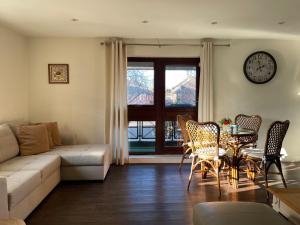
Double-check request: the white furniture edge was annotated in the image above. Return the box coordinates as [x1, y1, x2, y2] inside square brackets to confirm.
[10, 170, 60, 219]
[273, 196, 300, 225]
[0, 145, 111, 220]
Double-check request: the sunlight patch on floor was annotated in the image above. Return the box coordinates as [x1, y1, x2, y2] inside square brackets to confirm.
[192, 174, 300, 193]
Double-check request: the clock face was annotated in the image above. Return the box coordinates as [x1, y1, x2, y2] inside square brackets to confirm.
[243, 51, 277, 84]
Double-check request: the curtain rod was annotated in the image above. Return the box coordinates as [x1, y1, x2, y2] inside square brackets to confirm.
[100, 42, 230, 47]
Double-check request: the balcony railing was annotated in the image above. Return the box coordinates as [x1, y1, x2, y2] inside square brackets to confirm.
[128, 121, 183, 152]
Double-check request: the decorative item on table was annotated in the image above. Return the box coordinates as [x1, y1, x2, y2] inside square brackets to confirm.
[48, 64, 69, 84]
[219, 118, 232, 131]
[230, 124, 239, 134]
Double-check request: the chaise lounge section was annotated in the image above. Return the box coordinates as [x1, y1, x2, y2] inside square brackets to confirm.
[42, 144, 111, 181]
[0, 124, 111, 220]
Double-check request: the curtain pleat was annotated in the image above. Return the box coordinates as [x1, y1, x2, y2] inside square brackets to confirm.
[108, 40, 128, 165]
[198, 41, 214, 122]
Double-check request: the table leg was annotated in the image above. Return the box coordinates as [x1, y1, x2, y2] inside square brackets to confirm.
[201, 162, 208, 179]
[231, 145, 239, 189]
[246, 161, 256, 181]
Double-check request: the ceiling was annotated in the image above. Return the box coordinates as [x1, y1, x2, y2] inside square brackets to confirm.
[1, 0, 300, 39]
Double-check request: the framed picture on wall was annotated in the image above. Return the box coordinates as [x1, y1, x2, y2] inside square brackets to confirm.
[48, 64, 69, 84]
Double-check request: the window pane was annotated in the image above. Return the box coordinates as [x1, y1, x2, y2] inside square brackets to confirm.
[165, 66, 197, 107]
[164, 120, 183, 147]
[128, 121, 156, 153]
[127, 62, 154, 105]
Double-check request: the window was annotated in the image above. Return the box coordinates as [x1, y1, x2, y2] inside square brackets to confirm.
[127, 62, 154, 105]
[165, 66, 197, 107]
[164, 121, 182, 147]
[127, 58, 200, 154]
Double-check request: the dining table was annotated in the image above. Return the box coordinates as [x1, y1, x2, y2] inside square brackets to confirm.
[220, 127, 256, 189]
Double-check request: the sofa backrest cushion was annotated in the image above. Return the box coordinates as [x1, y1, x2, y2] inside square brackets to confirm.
[16, 124, 50, 156]
[0, 124, 20, 163]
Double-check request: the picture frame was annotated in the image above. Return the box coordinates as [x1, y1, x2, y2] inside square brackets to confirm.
[48, 64, 69, 84]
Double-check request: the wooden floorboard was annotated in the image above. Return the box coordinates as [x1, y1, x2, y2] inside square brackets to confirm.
[25, 163, 300, 225]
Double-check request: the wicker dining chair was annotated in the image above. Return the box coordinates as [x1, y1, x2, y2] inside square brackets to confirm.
[186, 120, 228, 196]
[177, 114, 193, 170]
[235, 114, 262, 147]
[243, 120, 290, 196]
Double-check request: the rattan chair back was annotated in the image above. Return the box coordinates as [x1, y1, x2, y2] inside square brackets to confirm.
[264, 120, 290, 158]
[186, 120, 220, 157]
[235, 114, 262, 133]
[177, 114, 193, 145]
[235, 114, 262, 143]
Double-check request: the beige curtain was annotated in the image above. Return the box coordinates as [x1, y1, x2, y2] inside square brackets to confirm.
[198, 41, 214, 122]
[108, 40, 128, 165]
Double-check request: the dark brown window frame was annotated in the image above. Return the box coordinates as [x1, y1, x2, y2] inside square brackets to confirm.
[128, 57, 200, 155]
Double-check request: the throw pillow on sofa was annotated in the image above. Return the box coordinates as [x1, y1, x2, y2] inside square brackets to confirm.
[16, 124, 50, 156]
[31, 122, 62, 148]
[44, 122, 62, 146]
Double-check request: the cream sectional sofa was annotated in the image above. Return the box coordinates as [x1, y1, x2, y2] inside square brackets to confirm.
[0, 124, 111, 220]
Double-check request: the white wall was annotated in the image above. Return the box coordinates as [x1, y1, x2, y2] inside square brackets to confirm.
[28, 38, 202, 146]
[126, 39, 203, 57]
[1, 20, 298, 161]
[3, 34, 297, 161]
[28, 38, 107, 144]
[214, 39, 300, 161]
[0, 24, 29, 123]
[128, 39, 300, 161]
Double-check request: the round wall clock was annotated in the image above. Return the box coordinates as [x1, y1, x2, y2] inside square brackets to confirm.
[243, 51, 277, 84]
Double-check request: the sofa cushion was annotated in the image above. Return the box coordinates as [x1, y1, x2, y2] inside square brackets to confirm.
[0, 124, 19, 163]
[0, 155, 60, 182]
[43, 144, 111, 166]
[16, 124, 50, 156]
[23, 155, 61, 181]
[0, 170, 41, 210]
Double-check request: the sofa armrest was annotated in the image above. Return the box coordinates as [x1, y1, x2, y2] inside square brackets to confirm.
[0, 177, 9, 218]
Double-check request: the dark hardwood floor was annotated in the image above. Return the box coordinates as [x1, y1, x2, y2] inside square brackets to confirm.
[25, 163, 300, 225]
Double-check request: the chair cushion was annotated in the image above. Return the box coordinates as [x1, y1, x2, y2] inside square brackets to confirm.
[242, 148, 264, 159]
[193, 202, 291, 225]
[0, 124, 19, 163]
[196, 148, 226, 160]
[42, 144, 111, 166]
[242, 148, 288, 160]
[0, 170, 41, 210]
[0, 155, 60, 182]
[247, 152, 264, 159]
